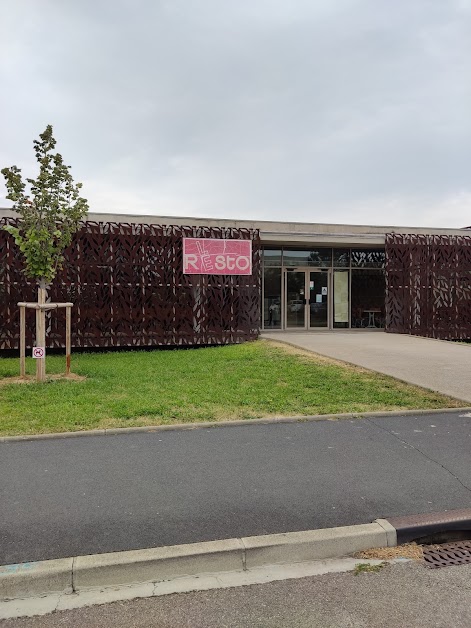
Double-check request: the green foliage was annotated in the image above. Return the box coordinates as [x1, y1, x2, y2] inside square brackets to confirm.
[1, 125, 89, 285]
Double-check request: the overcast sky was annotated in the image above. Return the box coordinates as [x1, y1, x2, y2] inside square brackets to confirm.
[1, 0, 470, 227]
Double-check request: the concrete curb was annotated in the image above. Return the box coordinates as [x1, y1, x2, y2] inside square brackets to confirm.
[386, 508, 471, 544]
[0, 520, 396, 601]
[74, 539, 245, 589]
[241, 523, 393, 569]
[0, 559, 73, 601]
[1, 407, 470, 443]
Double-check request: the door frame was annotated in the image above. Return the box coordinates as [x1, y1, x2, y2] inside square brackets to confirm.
[283, 268, 332, 330]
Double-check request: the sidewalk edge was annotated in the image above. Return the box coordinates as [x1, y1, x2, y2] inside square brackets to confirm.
[0, 521, 391, 601]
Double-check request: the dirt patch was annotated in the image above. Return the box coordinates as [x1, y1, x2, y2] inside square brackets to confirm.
[0, 373, 86, 386]
[354, 543, 424, 561]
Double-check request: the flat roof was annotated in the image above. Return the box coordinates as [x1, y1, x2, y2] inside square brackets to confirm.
[1, 208, 469, 247]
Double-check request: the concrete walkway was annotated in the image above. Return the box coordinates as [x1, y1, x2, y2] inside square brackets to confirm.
[5, 562, 471, 627]
[262, 331, 471, 403]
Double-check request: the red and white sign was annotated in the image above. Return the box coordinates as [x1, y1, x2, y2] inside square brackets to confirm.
[32, 347, 45, 359]
[183, 238, 252, 275]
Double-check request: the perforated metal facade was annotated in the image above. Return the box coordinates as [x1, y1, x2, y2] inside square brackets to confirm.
[2, 216, 470, 348]
[385, 233, 471, 340]
[0, 219, 261, 350]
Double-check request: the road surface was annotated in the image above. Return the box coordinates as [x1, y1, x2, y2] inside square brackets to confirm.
[1, 411, 471, 565]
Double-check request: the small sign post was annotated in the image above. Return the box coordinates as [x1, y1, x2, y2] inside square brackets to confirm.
[32, 347, 45, 359]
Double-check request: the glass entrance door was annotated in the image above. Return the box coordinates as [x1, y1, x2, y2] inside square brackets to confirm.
[308, 271, 329, 328]
[286, 271, 306, 328]
[285, 269, 330, 329]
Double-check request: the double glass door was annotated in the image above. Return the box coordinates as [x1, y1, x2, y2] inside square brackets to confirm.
[286, 270, 330, 329]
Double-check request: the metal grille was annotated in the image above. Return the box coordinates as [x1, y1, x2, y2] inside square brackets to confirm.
[0, 218, 261, 350]
[423, 541, 471, 569]
[385, 233, 471, 340]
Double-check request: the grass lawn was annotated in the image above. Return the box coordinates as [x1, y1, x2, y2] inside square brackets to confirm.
[0, 339, 462, 436]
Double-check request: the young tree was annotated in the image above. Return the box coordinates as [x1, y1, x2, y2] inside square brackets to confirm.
[2, 125, 89, 380]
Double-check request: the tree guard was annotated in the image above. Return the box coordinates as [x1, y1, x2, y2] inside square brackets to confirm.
[18, 301, 73, 381]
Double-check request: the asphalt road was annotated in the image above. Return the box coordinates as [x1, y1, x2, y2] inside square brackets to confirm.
[4, 562, 471, 627]
[2, 411, 471, 565]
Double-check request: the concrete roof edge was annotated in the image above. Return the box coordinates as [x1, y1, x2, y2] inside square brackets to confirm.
[0, 207, 469, 236]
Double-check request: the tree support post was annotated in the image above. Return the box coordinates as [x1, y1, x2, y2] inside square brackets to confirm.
[17, 300, 74, 381]
[36, 284, 47, 382]
[19, 305, 26, 378]
[66, 304, 71, 376]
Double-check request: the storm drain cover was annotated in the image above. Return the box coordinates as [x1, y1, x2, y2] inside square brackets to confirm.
[423, 541, 471, 569]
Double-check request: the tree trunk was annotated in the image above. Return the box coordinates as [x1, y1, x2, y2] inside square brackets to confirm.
[36, 279, 47, 382]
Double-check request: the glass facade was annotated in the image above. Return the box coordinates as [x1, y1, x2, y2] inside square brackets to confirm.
[333, 248, 350, 268]
[263, 249, 283, 267]
[351, 269, 385, 328]
[333, 270, 349, 328]
[263, 268, 282, 329]
[286, 271, 306, 328]
[262, 246, 385, 330]
[263, 247, 385, 269]
[309, 270, 329, 327]
[283, 248, 332, 268]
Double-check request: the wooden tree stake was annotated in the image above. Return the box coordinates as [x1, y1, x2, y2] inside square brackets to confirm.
[36, 285, 46, 382]
[19, 305, 26, 378]
[66, 305, 71, 376]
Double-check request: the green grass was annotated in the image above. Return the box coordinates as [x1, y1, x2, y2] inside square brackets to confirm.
[0, 339, 462, 436]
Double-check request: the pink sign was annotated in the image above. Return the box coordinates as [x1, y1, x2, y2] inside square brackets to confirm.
[183, 238, 252, 275]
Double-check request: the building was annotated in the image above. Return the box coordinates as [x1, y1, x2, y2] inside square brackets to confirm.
[1, 209, 471, 350]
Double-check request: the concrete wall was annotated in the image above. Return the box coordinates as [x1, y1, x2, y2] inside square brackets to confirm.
[1, 208, 469, 247]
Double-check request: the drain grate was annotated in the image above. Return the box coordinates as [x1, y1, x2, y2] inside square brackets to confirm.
[423, 541, 471, 569]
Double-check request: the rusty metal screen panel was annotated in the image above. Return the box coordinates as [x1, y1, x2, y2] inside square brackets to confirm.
[0, 218, 261, 350]
[385, 233, 471, 340]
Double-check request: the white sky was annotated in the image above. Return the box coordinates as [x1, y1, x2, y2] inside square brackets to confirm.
[1, 0, 470, 227]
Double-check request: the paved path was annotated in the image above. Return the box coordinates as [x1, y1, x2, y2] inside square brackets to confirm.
[4, 562, 471, 627]
[262, 331, 471, 402]
[2, 411, 471, 565]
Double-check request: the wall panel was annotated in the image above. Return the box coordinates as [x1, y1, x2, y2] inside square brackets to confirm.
[0, 219, 261, 350]
[385, 233, 471, 340]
